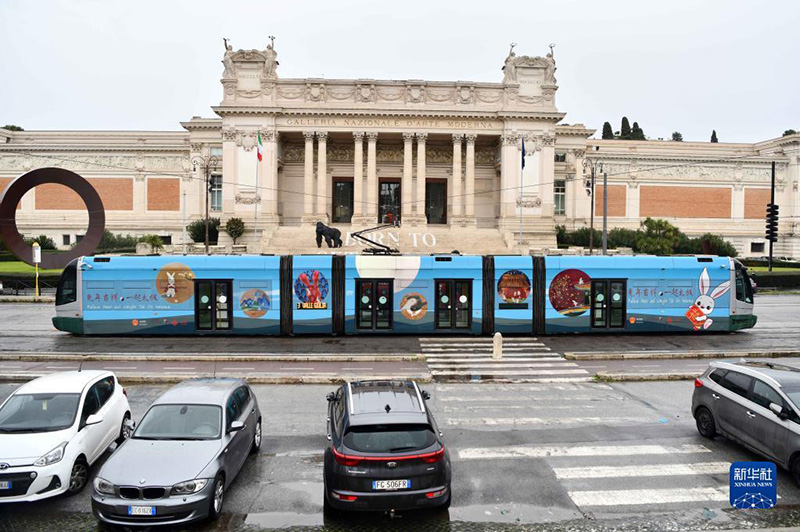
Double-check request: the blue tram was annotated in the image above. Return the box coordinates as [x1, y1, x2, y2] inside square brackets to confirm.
[53, 254, 757, 335]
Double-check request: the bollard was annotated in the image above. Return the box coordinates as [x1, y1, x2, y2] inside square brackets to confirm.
[493, 332, 503, 359]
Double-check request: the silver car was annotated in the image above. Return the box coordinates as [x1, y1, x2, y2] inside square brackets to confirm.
[91, 378, 261, 526]
[692, 361, 800, 483]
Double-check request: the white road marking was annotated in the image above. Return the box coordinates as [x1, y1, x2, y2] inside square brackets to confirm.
[580, 365, 608, 368]
[428, 363, 580, 370]
[421, 347, 550, 352]
[426, 357, 563, 363]
[458, 444, 711, 460]
[568, 487, 728, 507]
[163, 366, 195, 370]
[420, 343, 546, 348]
[419, 337, 539, 342]
[341, 367, 374, 370]
[101, 366, 137, 370]
[635, 364, 663, 368]
[438, 394, 619, 402]
[0, 365, 22, 369]
[222, 367, 256, 370]
[280, 366, 314, 370]
[553, 462, 730, 479]
[431, 369, 589, 376]
[447, 416, 652, 426]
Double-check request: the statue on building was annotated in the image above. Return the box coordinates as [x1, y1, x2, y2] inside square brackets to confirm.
[222, 38, 235, 79]
[316, 221, 343, 248]
[263, 35, 279, 79]
[544, 43, 557, 84]
[502, 42, 518, 84]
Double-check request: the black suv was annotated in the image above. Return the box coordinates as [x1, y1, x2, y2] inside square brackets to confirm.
[323, 380, 451, 512]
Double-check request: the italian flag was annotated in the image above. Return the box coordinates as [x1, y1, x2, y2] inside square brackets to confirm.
[257, 132, 263, 162]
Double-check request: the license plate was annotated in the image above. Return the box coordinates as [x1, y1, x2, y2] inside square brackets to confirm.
[0, 481, 10, 490]
[372, 479, 410, 491]
[127, 506, 155, 516]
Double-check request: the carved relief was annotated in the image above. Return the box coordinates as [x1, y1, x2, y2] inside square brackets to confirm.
[236, 89, 264, 99]
[277, 86, 305, 100]
[235, 194, 262, 205]
[327, 87, 355, 101]
[306, 83, 326, 102]
[376, 87, 405, 101]
[452, 134, 464, 145]
[405, 85, 426, 104]
[366, 132, 379, 142]
[190, 143, 204, 153]
[356, 84, 375, 103]
[465, 134, 477, 145]
[475, 89, 502, 103]
[457, 86, 474, 105]
[501, 134, 519, 147]
[316, 131, 328, 142]
[222, 129, 238, 142]
[353, 131, 365, 142]
[427, 88, 454, 103]
[415, 132, 428, 143]
[475, 147, 495, 165]
[517, 94, 543, 105]
[516, 196, 542, 208]
[236, 132, 258, 151]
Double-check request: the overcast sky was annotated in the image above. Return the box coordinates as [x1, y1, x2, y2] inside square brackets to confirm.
[1, 0, 798, 142]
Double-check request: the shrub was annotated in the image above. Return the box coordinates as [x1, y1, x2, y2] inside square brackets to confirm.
[97, 230, 139, 252]
[607, 228, 639, 249]
[24, 235, 57, 250]
[187, 218, 220, 244]
[139, 234, 164, 253]
[225, 217, 245, 244]
[699, 233, 738, 257]
[635, 218, 683, 255]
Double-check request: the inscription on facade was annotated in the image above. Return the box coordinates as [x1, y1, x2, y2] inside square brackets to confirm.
[281, 117, 501, 131]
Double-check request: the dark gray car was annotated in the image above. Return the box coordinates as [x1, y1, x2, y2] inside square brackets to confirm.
[692, 361, 800, 483]
[91, 378, 261, 526]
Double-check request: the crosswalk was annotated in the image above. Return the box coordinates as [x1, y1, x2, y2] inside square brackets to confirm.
[420, 336, 591, 383]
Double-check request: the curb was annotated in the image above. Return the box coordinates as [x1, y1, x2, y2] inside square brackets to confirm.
[0, 296, 54, 303]
[0, 372, 433, 385]
[565, 350, 800, 361]
[595, 371, 700, 382]
[0, 352, 425, 363]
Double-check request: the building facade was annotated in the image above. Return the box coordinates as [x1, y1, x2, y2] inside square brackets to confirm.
[1, 42, 798, 257]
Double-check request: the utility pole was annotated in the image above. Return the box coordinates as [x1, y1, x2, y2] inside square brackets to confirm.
[766, 161, 778, 272]
[191, 154, 220, 255]
[602, 170, 608, 255]
[582, 149, 602, 255]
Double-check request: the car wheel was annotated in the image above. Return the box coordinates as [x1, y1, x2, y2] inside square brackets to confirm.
[323, 490, 338, 517]
[116, 413, 132, 445]
[66, 458, 89, 495]
[441, 492, 451, 509]
[250, 418, 262, 455]
[695, 407, 717, 439]
[208, 474, 224, 520]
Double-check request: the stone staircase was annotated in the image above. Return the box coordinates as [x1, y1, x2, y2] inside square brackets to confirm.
[258, 223, 556, 255]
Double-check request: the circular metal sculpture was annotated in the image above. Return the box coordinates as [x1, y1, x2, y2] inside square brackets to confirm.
[0, 167, 105, 269]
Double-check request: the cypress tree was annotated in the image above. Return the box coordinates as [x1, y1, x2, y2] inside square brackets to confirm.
[620, 117, 632, 140]
[710, 130, 718, 143]
[601, 122, 614, 139]
[631, 121, 645, 140]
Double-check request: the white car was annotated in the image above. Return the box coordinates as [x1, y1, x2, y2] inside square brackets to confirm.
[0, 370, 131, 502]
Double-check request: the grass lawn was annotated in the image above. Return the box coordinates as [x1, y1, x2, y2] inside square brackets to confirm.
[748, 266, 800, 272]
[0, 261, 63, 275]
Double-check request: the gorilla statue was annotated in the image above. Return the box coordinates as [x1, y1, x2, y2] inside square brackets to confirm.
[316, 221, 343, 248]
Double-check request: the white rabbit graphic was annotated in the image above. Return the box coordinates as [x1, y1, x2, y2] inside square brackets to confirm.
[164, 272, 177, 299]
[687, 267, 731, 330]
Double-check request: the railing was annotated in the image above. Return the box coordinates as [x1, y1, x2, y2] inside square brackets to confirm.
[0, 279, 58, 296]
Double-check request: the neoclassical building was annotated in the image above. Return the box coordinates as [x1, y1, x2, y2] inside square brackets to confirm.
[1, 42, 798, 257]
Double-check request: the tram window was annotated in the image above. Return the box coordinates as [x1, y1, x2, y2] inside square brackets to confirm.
[591, 281, 607, 328]
[609, 281, 626, 328]
[591, 279, 627, 329]
[735, 269, 753, 304]
[56, 261, 78, 306]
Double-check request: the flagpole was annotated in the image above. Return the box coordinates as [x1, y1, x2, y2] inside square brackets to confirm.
[254, 147, 259, 249]
[519, 137, 524, 250]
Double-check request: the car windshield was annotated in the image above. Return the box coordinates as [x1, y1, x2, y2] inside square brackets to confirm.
[0, 393, 80, 433]
[133, 404, 222, 440]
[343, 423, 436, 453]
[780, 384, 800, 411]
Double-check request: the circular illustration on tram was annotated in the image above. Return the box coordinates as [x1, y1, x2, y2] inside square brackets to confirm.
[294, 270, 330, 309]
[155, 263, 195, 304]
[497, 270, 532, 304]
[549, 269, 591, 317]
[400, 292, 428, 321]
[240, 288, 271, 318]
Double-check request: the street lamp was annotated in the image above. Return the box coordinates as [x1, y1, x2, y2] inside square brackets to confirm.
[582, 150, 605, 255]
[191, 154, 220, 255]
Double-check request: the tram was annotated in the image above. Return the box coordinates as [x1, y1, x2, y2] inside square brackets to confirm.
[53, 254, 756, 336]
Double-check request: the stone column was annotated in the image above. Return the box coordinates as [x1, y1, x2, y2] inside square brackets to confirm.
[352, 132, 364, 219]
[464, 134, 477, 221]
[416, 133, 428, 223]
[316, 131, 328, 222]
[539, 136, 556, 218]
[500, 134, 520, 222]
[302, 131, 315, 222]
[270, 132, 280, 219]
[366, 132, 378, 220]
[451, 134, 463, 221]
[732, 185, 745, 221]
[402, 133, 415, 223]
[258, 129, 280, 225]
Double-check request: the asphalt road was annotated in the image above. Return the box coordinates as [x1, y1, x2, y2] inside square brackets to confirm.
[3, 382, 800, 531]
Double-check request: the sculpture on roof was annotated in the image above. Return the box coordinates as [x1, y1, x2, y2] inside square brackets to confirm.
[222, 38, 235, 79]
[263, 35, 279, 79]
[544, 43, 557, 84]
[502, 42, 518, 84]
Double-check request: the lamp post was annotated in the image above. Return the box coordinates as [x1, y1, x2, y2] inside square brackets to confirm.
[582, 151, 603, 255]
[191, 154, 220, 255]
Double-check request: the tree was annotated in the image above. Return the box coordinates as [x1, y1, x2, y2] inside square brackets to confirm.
[140, 234, 164, 253]
[710, 130, 718, 143]
[784, 129, 797, 137]
[699, 233, 737, 257]
[601, 122, 614, 140]
[671, 131, 683, 142]
[631, 122, 646, 140]
[187, 218, 220, 244]
[635, 218, 683, 255]
[97, 229, 139, 252]
[24, 234, 57, 250]
[607, 228, 639, 249]
[2, 125, 24, 131]
[620, 117, 632, 140]
[225, 217, 245, 244]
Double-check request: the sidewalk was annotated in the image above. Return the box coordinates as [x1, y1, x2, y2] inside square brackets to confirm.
[0, 294, 54, 303]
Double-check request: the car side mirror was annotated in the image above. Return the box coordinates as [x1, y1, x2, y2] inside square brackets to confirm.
[326, 392, 336, 402]
[769, 403, 788, 419]
[422, 390, 431, 400]
[229, 420, 246, 433]
[85, 413, 103, 427]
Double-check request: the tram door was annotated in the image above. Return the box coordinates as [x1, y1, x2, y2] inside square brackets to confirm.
[356, 279, 393, 330]
[195, 280, 233, 331]
[435, 279, 472, 330]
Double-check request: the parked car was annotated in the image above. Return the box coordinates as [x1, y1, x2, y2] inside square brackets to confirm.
[323, 380, 451, 513]
[693, 361, 800, 483]
[91, 378, 260, 526]
[0, 370, 131, 502]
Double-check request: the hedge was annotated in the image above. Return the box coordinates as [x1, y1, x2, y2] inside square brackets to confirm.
[750, 271, 800, 289]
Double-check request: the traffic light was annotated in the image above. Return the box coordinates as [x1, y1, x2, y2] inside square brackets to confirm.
[765, 203, 779, 242]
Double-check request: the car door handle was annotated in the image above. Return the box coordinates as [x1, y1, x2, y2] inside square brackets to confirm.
[251, 408, 256, 414]
[224, 448, 229, 454]
[711, 393, 720, 400]
[326, 434, 332, 441]
[746, 411, 757, 418]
